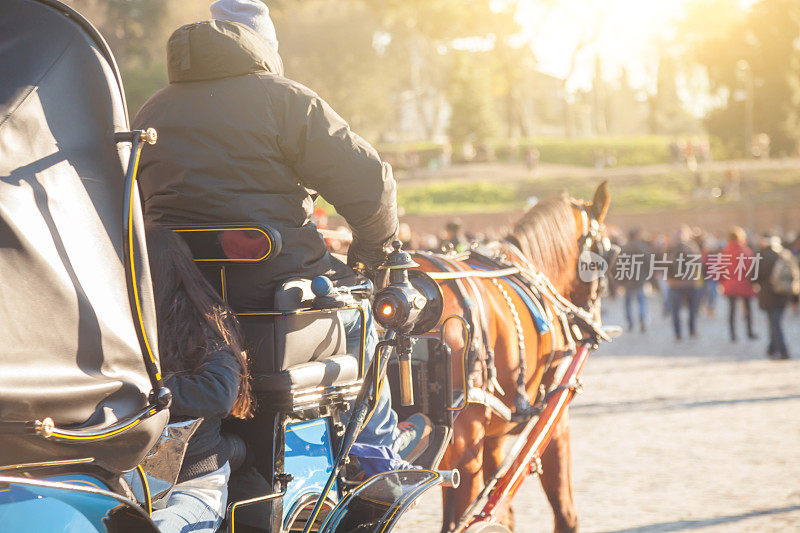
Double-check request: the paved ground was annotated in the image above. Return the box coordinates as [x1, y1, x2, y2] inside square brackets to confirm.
[396, 293, 800, 532]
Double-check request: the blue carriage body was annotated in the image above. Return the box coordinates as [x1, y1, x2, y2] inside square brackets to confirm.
[283, 419, 339, 521]
[0, 475, 155, 532]
[0, 420, 338, 532]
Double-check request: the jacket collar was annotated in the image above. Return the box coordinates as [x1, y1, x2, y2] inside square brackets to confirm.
[167, 19, 283, 83]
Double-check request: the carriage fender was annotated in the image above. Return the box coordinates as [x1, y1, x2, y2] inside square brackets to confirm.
[0, 475, 158, 532]
[318, 469, 456, 533]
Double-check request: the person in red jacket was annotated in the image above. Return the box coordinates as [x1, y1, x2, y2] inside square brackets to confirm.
[719, 227, 758, 342]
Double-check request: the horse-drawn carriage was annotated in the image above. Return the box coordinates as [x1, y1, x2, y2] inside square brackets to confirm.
[0, 2, 617, 532]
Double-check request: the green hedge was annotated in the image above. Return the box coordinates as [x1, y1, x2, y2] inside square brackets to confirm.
[495, 136, 673, 167]
[377, 136, 682, 169]
[376, 142, 447, 171]
[398, 181, 517, 210]
[708, 136, 742, 161]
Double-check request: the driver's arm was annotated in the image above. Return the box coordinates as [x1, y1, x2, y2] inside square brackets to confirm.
[274, 79, 398, 268]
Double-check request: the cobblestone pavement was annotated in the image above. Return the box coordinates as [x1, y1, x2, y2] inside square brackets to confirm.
[395, 294, 800, 532]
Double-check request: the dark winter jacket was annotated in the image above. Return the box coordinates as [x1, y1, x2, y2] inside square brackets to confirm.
[755, 245, 789, 310]
[133, 20, 398, 309]
[165, 333, 242, 482]
[617, 238, 652, 289]
[666, 240, 703, 289]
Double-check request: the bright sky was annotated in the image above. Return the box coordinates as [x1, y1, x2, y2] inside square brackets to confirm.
[514, 0, 753, 93]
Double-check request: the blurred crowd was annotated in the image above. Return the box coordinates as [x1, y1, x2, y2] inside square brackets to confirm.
[313, 209, 502, 258]
[313, 206, 800, 360]
[606, 224, 800, 360]
[669, 138, 713, 170]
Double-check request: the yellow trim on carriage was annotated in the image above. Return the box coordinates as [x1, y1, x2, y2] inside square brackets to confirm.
[227, 490, 286, 533]
[173, 226, 273, 262]
[51, 418, 142, 441]
[136, 464, 153, 516]
[380, 470, 442, 532]
[126, 145, 158, 372]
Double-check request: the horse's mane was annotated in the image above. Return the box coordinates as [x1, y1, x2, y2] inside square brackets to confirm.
[506, 192, 578, 292]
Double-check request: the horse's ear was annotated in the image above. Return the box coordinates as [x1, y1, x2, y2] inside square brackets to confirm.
[590, 180, 610, 224]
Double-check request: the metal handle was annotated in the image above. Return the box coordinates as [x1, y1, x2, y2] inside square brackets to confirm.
[398, 357, 414, 406]
[601, 325, 623, 338]
[437, 468, 460, 488]
[302, 335, 395, 533]
[337, 279, 374, 298]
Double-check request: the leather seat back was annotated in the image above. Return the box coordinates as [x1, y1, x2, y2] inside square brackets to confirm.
[171, 228, 360, 401]
[240, 310, 347, 376]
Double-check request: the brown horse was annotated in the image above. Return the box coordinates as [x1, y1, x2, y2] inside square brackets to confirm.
[414, 182, 610, 533]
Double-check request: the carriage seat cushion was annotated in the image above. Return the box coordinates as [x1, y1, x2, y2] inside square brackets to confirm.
[253, 355, 358, 392]
[239, 308, 348, 375]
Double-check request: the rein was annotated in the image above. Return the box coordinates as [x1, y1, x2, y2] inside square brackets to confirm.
[428, 202, 606, 316]
[426, 248, 605, 342]
[426, 267, 521, 280]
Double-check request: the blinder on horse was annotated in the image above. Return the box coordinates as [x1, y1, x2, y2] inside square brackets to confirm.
[574, 200, 613, 314]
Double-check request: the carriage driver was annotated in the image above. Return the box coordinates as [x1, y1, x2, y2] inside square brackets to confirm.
[133, 0, 431, 460]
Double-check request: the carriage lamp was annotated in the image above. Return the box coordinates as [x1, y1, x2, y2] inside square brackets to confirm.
[374, 286, 419, 406]
[372, 241, 442, 335]
[372, 286, 425, 331]
[373, 241, 444, 406]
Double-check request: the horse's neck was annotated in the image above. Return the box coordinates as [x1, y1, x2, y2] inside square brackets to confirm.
[501, 240, 576, 296]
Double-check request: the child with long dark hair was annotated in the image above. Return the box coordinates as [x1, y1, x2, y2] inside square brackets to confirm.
[145, 224, 253, 532]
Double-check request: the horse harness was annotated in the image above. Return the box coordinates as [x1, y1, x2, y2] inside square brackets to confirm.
[413, 252, 504, 397]
[574, 201, 611, 315]
[415, 243, 608, 424]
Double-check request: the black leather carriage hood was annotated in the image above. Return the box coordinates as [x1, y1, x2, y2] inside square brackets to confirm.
[167, 19, 283, 83]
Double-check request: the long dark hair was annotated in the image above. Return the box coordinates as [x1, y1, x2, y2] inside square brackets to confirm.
[146, 224, 253, 419]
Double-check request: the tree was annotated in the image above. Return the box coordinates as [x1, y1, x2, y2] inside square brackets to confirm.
[64, 0, 209, 115]
[271, 1, 396, 141]
[447, 51, 498, 146]
[684, 0, 800, 156]
[648, 53, 696, 135]
[487, 19, 539, 138]
[520, 0, 603, 137]
[362, 0, 526, 140]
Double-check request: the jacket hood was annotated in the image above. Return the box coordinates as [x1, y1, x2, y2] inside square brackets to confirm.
[167, 20, 283, 83]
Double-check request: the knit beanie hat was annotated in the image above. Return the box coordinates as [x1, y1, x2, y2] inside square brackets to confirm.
[210, 0, 278, 50]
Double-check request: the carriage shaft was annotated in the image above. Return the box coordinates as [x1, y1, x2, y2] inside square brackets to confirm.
[462, 343, 592, 530]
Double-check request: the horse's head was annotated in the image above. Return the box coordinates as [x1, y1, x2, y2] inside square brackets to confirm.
[567, 181, 611, 313]
[507, 181, 610, 313]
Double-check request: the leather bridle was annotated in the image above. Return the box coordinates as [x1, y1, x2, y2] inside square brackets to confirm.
[572, 202, 609, 314]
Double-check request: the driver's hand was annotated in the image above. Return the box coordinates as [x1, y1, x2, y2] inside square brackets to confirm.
[347, 241, 389, 290]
